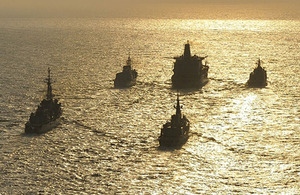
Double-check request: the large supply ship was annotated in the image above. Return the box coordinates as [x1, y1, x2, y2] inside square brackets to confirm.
[172, 41, 209, 88]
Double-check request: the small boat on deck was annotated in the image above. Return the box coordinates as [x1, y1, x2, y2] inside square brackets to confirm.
[114, 55, 138, 88]
[247, 58, 267, 88]
[159, 93, 190, 147]
[25, 68, 62, 134]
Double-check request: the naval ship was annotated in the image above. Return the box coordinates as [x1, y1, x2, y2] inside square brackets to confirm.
[25, 68, 62, 134]
[159, 93, 190, 147]
[114, 55, 138, 88]
[247, 58, 267, 88]
[172, 41, 209, 88]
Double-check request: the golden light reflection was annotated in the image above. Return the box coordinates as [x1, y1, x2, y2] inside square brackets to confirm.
[174, 20, 269, 31]
[232, 93, 258, 122]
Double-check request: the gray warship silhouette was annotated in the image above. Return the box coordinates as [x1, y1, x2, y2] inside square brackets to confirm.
[25, 68, 62, 134]
[159, 93, 190, 147]
[114, 55, 138, 88]
[172, 41, 209, 88]
[247, 58, 267, 88]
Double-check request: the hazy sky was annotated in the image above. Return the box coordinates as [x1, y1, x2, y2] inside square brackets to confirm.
[0, 0, 299, 19]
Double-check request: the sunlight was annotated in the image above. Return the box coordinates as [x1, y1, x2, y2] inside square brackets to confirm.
[171, 20, 277, 34]
[233, 93, 258, 122]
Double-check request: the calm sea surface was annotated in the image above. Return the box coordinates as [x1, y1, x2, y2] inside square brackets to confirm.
[0, 18, 299, 194]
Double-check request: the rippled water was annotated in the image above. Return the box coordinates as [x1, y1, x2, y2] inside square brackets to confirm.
[0, 18, 299, 194]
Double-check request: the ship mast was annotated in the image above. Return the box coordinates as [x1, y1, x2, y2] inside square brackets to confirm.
[184, 40, 191, 59]
[175, 92, 182, 118]
[46, 67, 53, 100]
[257, 58, 261, 67]
[126, 52, 131, 67]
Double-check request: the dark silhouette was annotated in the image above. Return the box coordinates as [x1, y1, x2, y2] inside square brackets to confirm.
[247, 58, 267, 88]
[114, 54, 138, 88]
[172, 41, 209, 88]
[25, 68, 62, 134]
[159, 93, 190, 147]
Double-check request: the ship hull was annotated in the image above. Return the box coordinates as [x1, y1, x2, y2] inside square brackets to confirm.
[172, 76, 208, 89]
[159, 134, 189, 147]
[114, 70, 137, 88]
[114, 79, 136, 88]
[246, 79, 267, 88]
[172, 63, 209, 89]
[159, 125, 190, 147]
[246, 72, 267, 88]
[25, 118, 61, 134]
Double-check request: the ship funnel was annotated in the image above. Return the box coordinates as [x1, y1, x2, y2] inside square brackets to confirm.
[184, 41, 191, 59]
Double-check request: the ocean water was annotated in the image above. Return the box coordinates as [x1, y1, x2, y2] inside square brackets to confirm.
[0, 18, 299, 194]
